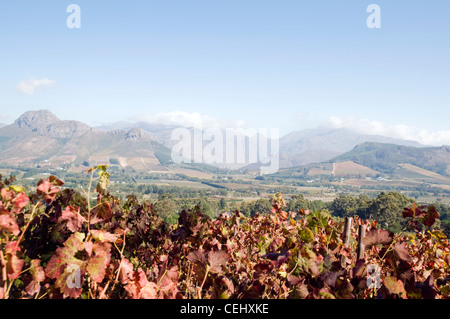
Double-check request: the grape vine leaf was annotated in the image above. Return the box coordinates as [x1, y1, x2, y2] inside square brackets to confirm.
[11, 192, 29, 211]
[86, 242, 111, 283]
[362, 228, 394, 247]
[423, 206, 439, 227]
[37, 176, 63, 204]
[26, 259, 45, 296]
[5, 241, 24, 280]
[90, 202, 113, 224]
[90, 229, 118, 243]
[393, 241, 412, 262]
[208, 250, 230, 274]
[45, 232, 85, 297]
[0, 213, 20, 236]
[58, 206, 86, 232]
[383, 276, 407, 298]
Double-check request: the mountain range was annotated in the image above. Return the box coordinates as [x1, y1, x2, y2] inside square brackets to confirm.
[0, 110, 443, 175]
[0, 110, 170, 171]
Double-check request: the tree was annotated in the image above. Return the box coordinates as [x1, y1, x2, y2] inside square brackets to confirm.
[218, 198, 227, 211]
[286, 194, 309, 213]
[366, 192, 415, 232]
[154, 197, 178, 223]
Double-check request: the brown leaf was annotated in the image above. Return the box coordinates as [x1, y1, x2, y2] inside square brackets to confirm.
[384, 276, 407, 298]
[208, 250, 230, 274]
[362, 228, 394, 247]
[393, 241, 412, 262]
[423, 206, 439, 227]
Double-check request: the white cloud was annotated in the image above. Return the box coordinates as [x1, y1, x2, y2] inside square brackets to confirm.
[138, 111, 246, 129]
[16, 78, 56, 95]
[328, 116, 450, 146]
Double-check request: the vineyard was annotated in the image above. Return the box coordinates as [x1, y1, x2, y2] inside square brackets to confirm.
[0, 165, 449, 299]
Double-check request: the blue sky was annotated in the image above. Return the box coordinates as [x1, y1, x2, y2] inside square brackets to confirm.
[0, 1, 449, 144]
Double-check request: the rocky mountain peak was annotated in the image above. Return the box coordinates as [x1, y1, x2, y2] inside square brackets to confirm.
[15, 109, 59, 130]
[124, 127, 147, 140]
[14, 109, 92, 138]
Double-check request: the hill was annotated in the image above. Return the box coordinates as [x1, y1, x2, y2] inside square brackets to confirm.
[279, 127, 425, 167]
[331, 142, 450, 176]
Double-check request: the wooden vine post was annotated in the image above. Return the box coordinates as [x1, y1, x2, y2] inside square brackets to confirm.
[357, 224, 367, 260]
[340, 217, 352, 266]
[342, 217, 352, 246]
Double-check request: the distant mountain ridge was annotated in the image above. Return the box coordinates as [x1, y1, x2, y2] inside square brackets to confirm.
[278, 127, 425, 168]
[0, 110, 171, 170]
[331, 142, 450, 176]
[0, 110, 441, 174]
[97, 121, 427, 169]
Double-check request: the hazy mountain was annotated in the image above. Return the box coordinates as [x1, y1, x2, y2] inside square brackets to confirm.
[0, 123, 5, 128]
[0, 110, 440, 174]
[96, 121, 178, 148]
[331, 142, 450, 176]
[0, 110, 171, 170]
[278, 127, 425, 168]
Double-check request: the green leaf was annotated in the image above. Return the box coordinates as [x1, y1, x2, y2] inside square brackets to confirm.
[96, 170, 110, 193]
[8, 185, 24, 193]
[298, 227, 314, 243]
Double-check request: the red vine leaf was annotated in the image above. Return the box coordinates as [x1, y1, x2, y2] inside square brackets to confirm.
[5, 241, 24, 280]
[423, 206, 439, 227]
[0, 214, 20, 236]
[86, 242, 111, 283]
[58, 206, 86, 232]
[119, 258, 135, 285]
[12, 192, 29, 211]
[44, 232, 85, 298]
[26, 259, 45, 296]
[36, 176, 63, 204]
[90, 202, 113, 224]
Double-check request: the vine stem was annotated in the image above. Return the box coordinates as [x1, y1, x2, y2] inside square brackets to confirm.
[109, 232, 127, 297]
[16, 203, 39, 245]
[198, 267, 210, 299]
[0, 250, 7, 298]
[86, 169, 95, 234]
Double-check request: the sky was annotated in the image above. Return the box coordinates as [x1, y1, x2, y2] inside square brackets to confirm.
[0, 0, 449, 145]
